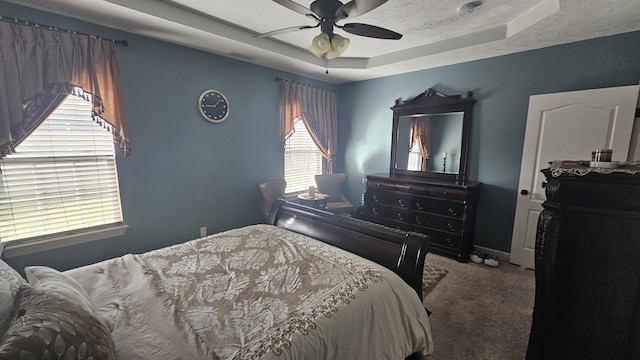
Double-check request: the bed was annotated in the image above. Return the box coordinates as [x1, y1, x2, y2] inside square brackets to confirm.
[0, 200, 433, 359]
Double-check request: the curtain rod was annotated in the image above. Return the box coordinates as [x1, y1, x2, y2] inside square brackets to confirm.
[0, 15, 129, 46]
[275, 77, 335, 92]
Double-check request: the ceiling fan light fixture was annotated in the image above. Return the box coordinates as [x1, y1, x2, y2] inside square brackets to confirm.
[308, 32, 350, 59]
[326, 34, 350, 59]
[309, 32, 332, 57]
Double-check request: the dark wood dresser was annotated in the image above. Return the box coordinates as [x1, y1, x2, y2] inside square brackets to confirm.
[357, 173, 481, 262]
[526, 161, 640, 360]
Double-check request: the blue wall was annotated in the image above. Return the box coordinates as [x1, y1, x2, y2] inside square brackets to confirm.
[337, 31, 640, 252]
[1, 2, 337, 272]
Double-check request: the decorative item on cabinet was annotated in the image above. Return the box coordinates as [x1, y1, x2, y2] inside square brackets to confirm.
[359, 174, 481, 262]
[526, 160, 640, 360]
[442, 152, 448, 172]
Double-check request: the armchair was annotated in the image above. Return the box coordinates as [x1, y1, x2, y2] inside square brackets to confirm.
[256, 179, 287, 222]
[314, 173, 354, 215]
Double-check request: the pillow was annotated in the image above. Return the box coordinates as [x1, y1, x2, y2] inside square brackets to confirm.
[0, 278, 15, 338]
[0, 261, 26, 339]
[24, 266, 94, 312]
[0, 260, 26, 293]
[0, 285, 115, 360]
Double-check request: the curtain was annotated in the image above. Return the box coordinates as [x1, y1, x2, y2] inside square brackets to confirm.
[0, 20, 129, 158]
[411, 116, 431, 171]
[281, 81, 337, 173]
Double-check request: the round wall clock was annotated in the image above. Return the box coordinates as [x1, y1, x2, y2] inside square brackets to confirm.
[198, 89, 229, 123]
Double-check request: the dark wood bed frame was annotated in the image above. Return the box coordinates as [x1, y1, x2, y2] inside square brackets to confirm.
[269, 200, 431, 301]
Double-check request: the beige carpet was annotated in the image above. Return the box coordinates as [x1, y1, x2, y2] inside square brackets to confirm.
[423, 253, 535, 360]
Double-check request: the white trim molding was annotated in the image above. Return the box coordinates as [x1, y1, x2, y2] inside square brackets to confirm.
[3, 223, 128, 258]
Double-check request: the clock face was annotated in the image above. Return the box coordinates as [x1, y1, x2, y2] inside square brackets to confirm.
[199, 90, 229, 123]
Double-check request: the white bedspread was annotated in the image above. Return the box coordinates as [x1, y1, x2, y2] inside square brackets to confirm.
[65, 224, 433, 360]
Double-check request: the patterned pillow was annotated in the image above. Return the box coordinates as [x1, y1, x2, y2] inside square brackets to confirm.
[0, 285, 115, 360]
[25, 266, 93, 312]
[0, 260, 26, 293]
[0, 261, 26, 339]
[0, 278, 15, 338]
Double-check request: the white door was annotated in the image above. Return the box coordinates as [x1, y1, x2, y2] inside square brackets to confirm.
[509, 85, 640, 269]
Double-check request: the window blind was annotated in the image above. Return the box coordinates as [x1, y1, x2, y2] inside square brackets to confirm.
[0, 94, 123, 243]
[284, 119, 322, 193]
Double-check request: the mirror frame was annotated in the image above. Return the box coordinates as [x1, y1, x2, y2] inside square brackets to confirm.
[390, 88, 475, 182]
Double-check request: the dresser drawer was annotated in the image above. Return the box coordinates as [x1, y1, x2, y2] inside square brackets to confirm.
[369, 180, 469, 201]
[408, 184, 468, 201]
[416, 228, 463, 249]
[412, 198, 465, 218]
[364, 204, 409, 223]
[429, 231, 462, 249]
[410, 212, 463, 234]
[367, 180, 411, 192]
[365, 190, 411, 209]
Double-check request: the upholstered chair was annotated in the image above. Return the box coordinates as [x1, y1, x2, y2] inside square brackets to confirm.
[314, 173, 354, 215]
[256, 179, 287, 222]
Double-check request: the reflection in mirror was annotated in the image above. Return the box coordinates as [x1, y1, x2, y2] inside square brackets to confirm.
[395, 113, 463, 174]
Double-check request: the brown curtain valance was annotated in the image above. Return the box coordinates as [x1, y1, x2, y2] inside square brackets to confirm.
[0, 20, 130, 158]
[280, 80, 337, 173]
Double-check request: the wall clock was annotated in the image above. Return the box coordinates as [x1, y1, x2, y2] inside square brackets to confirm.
[198, 89, 229, 123]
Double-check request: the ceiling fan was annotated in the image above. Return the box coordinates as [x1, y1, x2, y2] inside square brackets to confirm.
[255, 0, 402, 59]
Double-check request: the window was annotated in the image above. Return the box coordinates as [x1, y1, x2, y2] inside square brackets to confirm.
[0, 93, 125, 250]
[284, 118, 323, 193]
[407, 143, 423, 171]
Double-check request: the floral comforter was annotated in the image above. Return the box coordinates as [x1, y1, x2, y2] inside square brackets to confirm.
[65, 224, 432, 360]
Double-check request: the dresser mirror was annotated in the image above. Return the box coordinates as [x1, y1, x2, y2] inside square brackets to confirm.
[390, 88, 475, 182]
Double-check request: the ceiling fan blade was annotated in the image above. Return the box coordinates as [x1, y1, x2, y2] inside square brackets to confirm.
[340, 23, 402, 40]
[335, 0, 388, 20]
[272, 0, 312, 16]
[254, 25, 317, 38]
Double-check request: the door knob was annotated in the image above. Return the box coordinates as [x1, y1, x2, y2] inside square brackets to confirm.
[520, 189, 529, 195]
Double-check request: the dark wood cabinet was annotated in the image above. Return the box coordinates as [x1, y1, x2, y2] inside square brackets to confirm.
[527, 161, 640, 360]
[357, 173, 481, 262]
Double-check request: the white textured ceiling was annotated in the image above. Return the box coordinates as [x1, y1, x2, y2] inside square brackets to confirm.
[5, 0, 640, 83]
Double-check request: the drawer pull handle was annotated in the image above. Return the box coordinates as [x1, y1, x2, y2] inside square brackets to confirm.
[448, 208, 457, 216]
[398, 199, 406, 207]
[372, 208, 379, 215]
[446, 238, 454, 246]
[414, 216, 422, 225]
[442, 191, 448, 196]
[447, 223, 456, 232]
[415, 202, 424, 210]
[372, 194, 379, 202]
[396, 212, 405, 221]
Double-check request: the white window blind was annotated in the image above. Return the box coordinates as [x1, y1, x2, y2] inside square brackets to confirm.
[0, 94, 123, 243]
[284, 119, 323, 193]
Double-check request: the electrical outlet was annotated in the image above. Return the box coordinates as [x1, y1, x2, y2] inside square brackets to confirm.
[200, 227, 207, 237]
